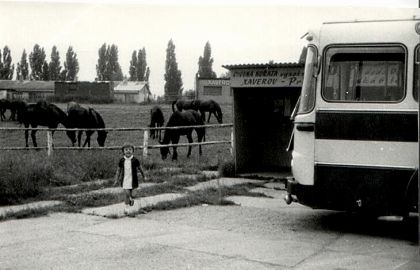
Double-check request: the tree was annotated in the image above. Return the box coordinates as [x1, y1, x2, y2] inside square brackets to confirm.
[29, 44, 46, 80]
[128, 51, 137, 81]
[96, 43, 108, 81]
[128, 47, 149, 81]
[16, 50, 29, 80]
[0, 46, 14, 80]
[136, 47, 147, 81]
[108, 44, 123, 81]
[41, 61, 49, 81]
[198, 41, 216, 78]
[96, 43, 123, 81]
[63, 46, 79, 81]
[48, 46, 62, 80]
[164, 39, 183, 102]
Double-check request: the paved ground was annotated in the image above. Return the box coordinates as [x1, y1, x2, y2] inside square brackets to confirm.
[0, 181, 418, 270]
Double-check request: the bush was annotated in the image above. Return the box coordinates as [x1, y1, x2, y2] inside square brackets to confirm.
[0, 152, 54, 205]
[218, 159, 236, 177]
[0, 150, 118, 205]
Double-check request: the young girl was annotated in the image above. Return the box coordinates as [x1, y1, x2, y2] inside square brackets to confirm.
[114, 143, 146, 214]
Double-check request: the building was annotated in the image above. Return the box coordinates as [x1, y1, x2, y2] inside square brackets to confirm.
[0, 80, 55, 101]
[113, 81, 151, 103]
[54, 81, 113, 102]
[223, 62, 304, 175]
[195, 78, 231, 104]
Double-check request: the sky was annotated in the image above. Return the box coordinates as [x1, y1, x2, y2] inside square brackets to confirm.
[0, 0, 418, 97]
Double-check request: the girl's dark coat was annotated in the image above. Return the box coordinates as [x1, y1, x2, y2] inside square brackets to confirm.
[116, 157, 142, 189]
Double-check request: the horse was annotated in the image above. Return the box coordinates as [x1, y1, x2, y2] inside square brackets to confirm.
[160, 110, 206, 161]
[0, 99, 11, 121]
[172, 99, 200, 112]
[20, 100, 71, 147]
[149, 105, 164, 141]
[9, 100, 27, 122]
[198, 99, 223, 123]
[66, 103, 107, 147]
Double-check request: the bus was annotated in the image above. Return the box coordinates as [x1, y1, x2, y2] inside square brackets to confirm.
[285, 16, 420, 216]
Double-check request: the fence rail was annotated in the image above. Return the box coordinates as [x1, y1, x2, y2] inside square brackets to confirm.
[0, 124, 234, 158]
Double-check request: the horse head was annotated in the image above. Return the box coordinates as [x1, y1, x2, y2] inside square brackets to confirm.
[159, 140, 171, 160]
[97, 130, 108, 147]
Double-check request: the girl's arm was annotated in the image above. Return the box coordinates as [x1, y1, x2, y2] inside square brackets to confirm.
[114, 167, 121, 186]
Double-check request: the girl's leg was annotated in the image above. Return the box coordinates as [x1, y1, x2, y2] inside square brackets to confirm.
[128, 189, 134, 206]
[124, 189, 131, 205]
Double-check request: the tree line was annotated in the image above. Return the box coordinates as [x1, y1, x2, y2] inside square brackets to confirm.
[0, 40, 218, 100]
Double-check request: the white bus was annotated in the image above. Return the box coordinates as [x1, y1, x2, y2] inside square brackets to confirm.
[285, 16, 420, 216]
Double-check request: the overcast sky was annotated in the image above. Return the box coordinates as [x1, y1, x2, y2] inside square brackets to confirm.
[0, 0, 418, 96]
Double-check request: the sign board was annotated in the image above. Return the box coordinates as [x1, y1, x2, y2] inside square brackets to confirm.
[230, 67, 303, 88]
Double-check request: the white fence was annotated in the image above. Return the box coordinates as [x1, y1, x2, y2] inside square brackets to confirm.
[0, 123, 234, 158]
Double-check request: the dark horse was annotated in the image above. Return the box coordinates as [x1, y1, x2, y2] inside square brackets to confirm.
[0, 99, 11, 121]
[67, 103, 107, 147]
[20, 101, 71, 147]
[198, 99, 223, 123]
[172, 99, 200, 112]
[160, 110, 205, 161]
[149, 105, 164, 141]
[9, 100, 27, 122]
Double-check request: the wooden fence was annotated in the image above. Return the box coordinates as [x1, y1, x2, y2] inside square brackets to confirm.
[0, 124, 234, 158]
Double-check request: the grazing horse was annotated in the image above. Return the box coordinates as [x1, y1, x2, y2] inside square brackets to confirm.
[172, 99, 200, 112]
[9, 100, 27, 122]
[149, 105, 164, 141]
[198, 99, 223, 123]
[20, 101, 71, 147]
[67, 103, 107, 147]
[160, 110, 206, 161]
[0, 99, 11, 121]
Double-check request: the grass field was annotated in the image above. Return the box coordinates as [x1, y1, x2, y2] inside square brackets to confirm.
[0, 103, 236, 206]
[0, 103, 233, 163]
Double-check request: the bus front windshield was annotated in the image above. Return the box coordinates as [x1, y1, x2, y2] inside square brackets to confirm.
[298, 46, 317, 114]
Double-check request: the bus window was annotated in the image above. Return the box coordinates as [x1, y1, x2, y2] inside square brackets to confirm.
[323, 46, 406, 102]
[298, 45, 317, 114]
[414, 45, 420, 101]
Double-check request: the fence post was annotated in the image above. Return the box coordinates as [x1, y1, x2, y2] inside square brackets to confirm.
[143, 129, 149, 159]
[47, 130, 53, 157]
[230, 127, 234, 155]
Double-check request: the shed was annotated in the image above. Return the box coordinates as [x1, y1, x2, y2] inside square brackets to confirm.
[0, 80, 55, 101]
[223, 62, 304, 175]
[113, 81, 151, 103]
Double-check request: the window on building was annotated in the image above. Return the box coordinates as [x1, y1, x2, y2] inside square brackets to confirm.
[203, 86, 222, 96]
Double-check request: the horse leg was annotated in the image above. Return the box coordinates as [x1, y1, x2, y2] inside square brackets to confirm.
[77, 131, 83, 147]
[172, 136, 180, 161]
[207, 112, 212, 123]
[186, 133, 193, 157]
[25, 128, 29, 147]
[83, 131, 93, 147]
[31, 129, 38, 148]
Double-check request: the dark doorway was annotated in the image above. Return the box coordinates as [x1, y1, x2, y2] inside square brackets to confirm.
[233, 88, 300, 173]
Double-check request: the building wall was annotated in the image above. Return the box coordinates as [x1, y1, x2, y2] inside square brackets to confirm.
[55, 81, 113, 99]
[196, 78, 231, 104]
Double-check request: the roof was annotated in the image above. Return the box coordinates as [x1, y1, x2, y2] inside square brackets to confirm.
[114, 81, 151, 95]
[222, 62, 304, 70]
[0, 80, 55, 92]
